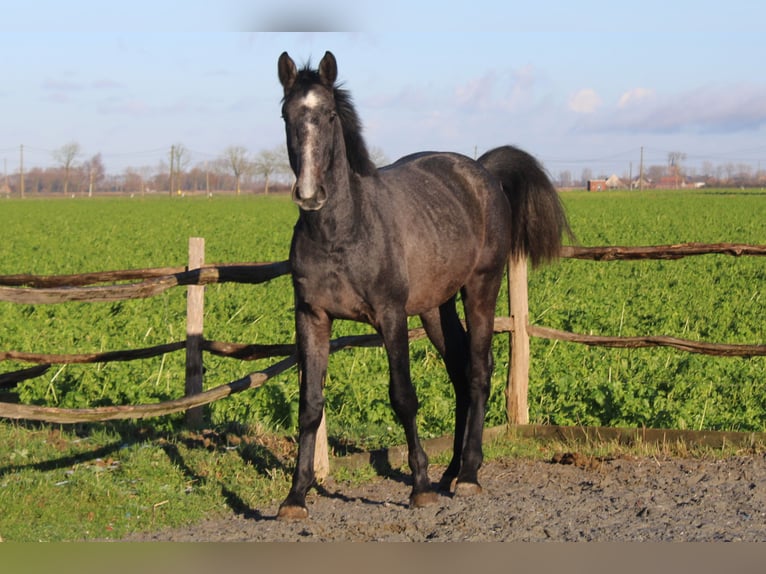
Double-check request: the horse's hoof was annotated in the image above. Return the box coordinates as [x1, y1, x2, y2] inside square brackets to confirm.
[438, 475, 458, 493]
[277, 504, 309, 520]
[410, 491, 439, 508]
[453, 481, 483, 497]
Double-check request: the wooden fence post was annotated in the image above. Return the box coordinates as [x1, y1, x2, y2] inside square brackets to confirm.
[507, 255, 530, 425]
[185, 237, 205, 428]
[314, 409, 330, 481]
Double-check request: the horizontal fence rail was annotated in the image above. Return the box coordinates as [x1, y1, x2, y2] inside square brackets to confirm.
[561, 242, 766, 260]
[0, 261, 291, 304]
[0, 240, 764, 429]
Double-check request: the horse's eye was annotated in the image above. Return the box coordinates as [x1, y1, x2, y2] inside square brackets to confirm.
[329, 111, 338, 121]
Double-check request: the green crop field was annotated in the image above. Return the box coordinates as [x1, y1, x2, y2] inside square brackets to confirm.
[1, 190, 764, 445]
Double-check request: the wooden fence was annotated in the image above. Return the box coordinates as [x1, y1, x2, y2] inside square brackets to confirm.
[1, 238, 765, 470]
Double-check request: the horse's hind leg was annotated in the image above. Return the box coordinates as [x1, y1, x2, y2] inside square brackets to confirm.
[420, 299, 471, 492]
[453, 273, 503, 496]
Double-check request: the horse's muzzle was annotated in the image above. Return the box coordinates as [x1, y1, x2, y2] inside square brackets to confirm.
[291, 182, 327, 211]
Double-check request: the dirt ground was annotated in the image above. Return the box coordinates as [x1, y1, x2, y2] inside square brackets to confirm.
[123, 451, 766, 542]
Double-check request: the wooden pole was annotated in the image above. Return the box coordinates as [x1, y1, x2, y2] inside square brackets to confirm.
[507, 255, 530, 425]
[19, 144, 24, 199]
[314, 409, 330, 481]
[185, 237, 205, 428]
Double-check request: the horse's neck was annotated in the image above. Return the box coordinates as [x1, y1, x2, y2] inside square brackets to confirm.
[301, 157, 362, 242]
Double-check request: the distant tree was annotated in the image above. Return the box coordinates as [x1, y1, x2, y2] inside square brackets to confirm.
[83, 154, 105, 196]
[735, 163, 752, 183]
[223, 146, 252, 195]
[123, 167, 143, 194]
[647, 164, 666, 182]
[667, 151, 686, 187]
[253, 146, 289, 194]
[369, 146, 389, 167]
[52, 141, 81, 195]
[169, 143, 190, 195]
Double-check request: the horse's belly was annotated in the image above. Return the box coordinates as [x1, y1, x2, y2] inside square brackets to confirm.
[403, 247, 478, 314]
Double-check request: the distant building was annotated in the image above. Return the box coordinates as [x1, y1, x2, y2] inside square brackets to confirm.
[631, 176, 652, 190]
[605, 174, 624, 189]
[587, 179, 607, 191]
[657, 175, 687, 189]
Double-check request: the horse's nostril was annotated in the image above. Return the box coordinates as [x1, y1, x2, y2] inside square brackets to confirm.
[291, 182, 327, 211]
[291, 182, 303, 202]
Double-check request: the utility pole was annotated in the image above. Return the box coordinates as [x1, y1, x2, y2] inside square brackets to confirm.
[639, 146, 644, 192]
[169, 145, 175, 196]
[19, 144, 25, 198]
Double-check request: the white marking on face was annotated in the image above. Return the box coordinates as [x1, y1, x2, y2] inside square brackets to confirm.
[302, 91, 321, 110]
[297, 91, 321, 199]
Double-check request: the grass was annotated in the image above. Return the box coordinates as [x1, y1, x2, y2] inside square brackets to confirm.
[1, 191, 763, 438]
[0, 420, 295, 541]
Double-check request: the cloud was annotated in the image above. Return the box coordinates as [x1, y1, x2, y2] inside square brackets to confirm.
[92, 79, 125, 90]
[572, 83, 766, 136]
[455, 72, 497, 111]
[452, 66, 543, 114]
[42, 78, 83, 92]
[618, 87, 655, 108]
[654, 84, 766, 133]
[568, 88, 601, 114]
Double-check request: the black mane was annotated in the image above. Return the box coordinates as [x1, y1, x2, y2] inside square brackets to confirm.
[289, 64, 377, 177]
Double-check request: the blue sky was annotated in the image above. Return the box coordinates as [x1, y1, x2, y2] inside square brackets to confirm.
[3, 1, 766, 180]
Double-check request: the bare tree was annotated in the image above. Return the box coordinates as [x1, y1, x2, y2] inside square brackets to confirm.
[667, 151, 687, 187]
[52, 141, 81, 195]
[369, 146, 389, 167]
[82, 154, 105, 196]
[223, 146, 252, 195]
[253, 146, 289, 194]
[169, 143, 190, 195]
[647, 164, 666, 182]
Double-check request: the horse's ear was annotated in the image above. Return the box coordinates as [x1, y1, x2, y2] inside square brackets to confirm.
[318, 51, 337, 87]
[278, 51, 297, 92]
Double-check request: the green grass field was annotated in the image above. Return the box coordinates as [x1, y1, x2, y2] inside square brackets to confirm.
[1, 190, 764, 442]
[0, 189, 764, 541]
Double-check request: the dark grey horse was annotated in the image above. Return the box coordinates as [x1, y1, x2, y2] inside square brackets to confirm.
[276, 51, 570, 519]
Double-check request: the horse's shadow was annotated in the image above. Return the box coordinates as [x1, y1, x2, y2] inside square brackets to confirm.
[0, 422, 421, 522]
[163, 433, 418, 522]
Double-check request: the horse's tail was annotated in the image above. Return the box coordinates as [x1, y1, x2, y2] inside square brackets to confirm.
[478, 145, 573, 267]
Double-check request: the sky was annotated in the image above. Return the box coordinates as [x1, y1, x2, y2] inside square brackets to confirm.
[3, 0, 766, 181]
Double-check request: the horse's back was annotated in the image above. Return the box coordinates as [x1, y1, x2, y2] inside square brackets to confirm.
[381, 150, 510, 248]
[380, 151, 499, 219]
[376, 151, 511, 313]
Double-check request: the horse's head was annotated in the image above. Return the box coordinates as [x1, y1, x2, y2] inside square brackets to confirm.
[278, 51, 376, 212]
[278, 51, 340, 211]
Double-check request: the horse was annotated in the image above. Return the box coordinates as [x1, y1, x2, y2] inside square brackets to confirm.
[276, 50, 571, 520]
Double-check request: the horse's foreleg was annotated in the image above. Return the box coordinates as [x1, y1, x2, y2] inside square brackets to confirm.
[277, 307, 331, 520]
[380, 311, 439, 508]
